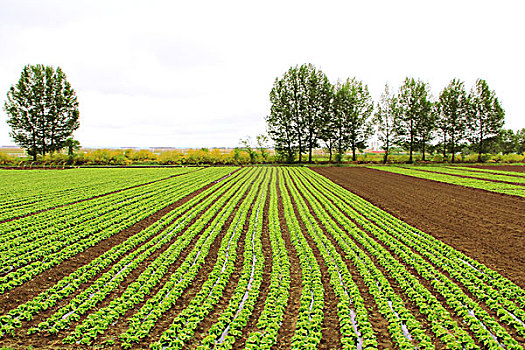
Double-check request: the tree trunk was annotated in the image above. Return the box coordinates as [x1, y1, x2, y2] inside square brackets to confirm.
[32, 131, 37, 161]
[451, 137, 455, 163]
[421, 137, 426, 161]
[409, 120, 414, 163]
[328, 146, 332, 163]
[478, 128, 484, 162]
[352, 144, 356, 161]
[298, 140, 302, 163]
[442, 133, 447, 158]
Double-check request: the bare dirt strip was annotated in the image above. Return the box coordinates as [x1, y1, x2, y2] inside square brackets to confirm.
[466, 165, 525, 173]
[312, 167, 525, 289]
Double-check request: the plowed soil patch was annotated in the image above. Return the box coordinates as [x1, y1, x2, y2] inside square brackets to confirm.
[312, 167, 525, 288]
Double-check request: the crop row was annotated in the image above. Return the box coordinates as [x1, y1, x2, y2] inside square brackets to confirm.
[451, 166, 525, 178]
[299, 168, 524, 349]
[408, 166, 525, 185]
[0, 167, 251, 341]
[1, 167, 523, 349]
[151, 168, 266, 349]
[0, 167, 199, 221]
[0, 167, 236, 293]
[369, 165, 525, 197]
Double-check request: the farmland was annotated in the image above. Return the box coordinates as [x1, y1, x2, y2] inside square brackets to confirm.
[0, 167, 524, 349]
[368, 165, 525, 197]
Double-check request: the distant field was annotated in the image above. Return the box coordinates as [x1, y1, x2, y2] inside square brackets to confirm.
[368, 164, 525, 197]
[0, 167, 523, 349]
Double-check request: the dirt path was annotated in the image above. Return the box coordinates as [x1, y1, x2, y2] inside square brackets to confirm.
[312, 167, 525, 288]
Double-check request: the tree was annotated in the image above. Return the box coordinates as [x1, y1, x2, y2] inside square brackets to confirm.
[266, 68, 299, 163]
[240, 137, 257, 164]
[467, 79, 505, 162]
[301, 64, 332, 163]
[394, 78, 432, 163]
[267, 64, 332, 163]
[255, 134, 269, 162]
[496, 129, 517, 155]
[373, 84, 396, 164]
[517, 128, 525, 154]
[4, 64, 79, 160]
[331, 78, 373, 161]
[319, 93, 336, 162]
[63, 137, 81, 156]
[436, 79, 469, 162]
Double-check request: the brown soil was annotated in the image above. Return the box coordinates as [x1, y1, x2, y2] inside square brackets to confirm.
[312, 167, 525, 289]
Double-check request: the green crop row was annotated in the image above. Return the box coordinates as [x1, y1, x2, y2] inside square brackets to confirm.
[370, 166, 525, 197]
[0, 167, 199, 220]
[152, 169, 265, 350]
[0, 168, 235, 294]
[409, 166, 525, 184]
[302, 168, 524, 349]
[1, 166, 523, 349]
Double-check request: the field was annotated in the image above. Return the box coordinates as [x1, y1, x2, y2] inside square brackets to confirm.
[367, 165, 525, 197]
[0, 166, 524, 349]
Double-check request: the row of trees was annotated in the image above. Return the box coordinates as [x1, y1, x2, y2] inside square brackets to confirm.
[4, 64, 80, 160]
[267, 64, 506, 163]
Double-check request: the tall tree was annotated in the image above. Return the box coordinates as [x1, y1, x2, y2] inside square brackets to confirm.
[517, 128, 525, 154]
[436, 79, 469, 162]
[267, 64, 331, 163]
[331, 78, 374, 161]
[301, 64, 332, 163]
[267, 73, 298, 163]
[64, 137, 81, 156]
[255, 134, 269, 162]
[4, 64, 79, 160]
[467, 79, 505, 162]
[496, 129, 517, 155]
[394, 78, 432, 163]
[319, 91, 336, 162]
[373, 84, 396, 164]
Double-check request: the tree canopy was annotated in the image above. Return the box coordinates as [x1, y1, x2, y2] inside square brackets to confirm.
[267, 65, 509, 163]
[4, 64, 79, 160]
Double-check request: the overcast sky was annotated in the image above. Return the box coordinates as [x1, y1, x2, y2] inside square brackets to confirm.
[0, 0, 523, 148]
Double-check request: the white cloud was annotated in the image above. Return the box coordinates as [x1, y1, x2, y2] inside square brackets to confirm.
[1, 0, 523, 147]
